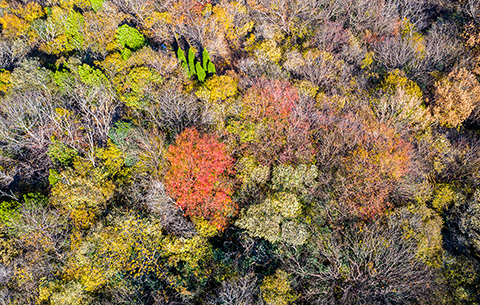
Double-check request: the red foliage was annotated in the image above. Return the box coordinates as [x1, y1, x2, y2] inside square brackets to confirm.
[164, 128, 236, 231]
[233, 79, 314, 166]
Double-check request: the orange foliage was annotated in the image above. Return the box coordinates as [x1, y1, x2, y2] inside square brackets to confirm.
[164, 128, 236, 231]
[342, 121, 413, 217]
[432, 68, 480, 128]
[228, 79, 314, 166]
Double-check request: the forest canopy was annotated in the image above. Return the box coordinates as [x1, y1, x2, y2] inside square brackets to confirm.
[0, 0, 480, 304]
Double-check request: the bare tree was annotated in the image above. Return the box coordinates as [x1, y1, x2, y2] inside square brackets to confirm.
[0, 90, 56, 155]
[278, 220, 437, 304]
[141, 81, 201, 136]
[250, 0, 325, 36]
[144, 180, 196, 237]
[467, 0, 480, 23]
[215, 273, 259, 305]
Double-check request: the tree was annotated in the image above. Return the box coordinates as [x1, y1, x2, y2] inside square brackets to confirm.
[50, 142, 131, 229]
[2, 194, 69, 304]
[432, 67, 480, 128]
[250, 0, 323, 38]
[340, 121, 413, 217]
[227, 78, 314, 166]
[164, 127, 236, 231]
[277, 220, 437, 304]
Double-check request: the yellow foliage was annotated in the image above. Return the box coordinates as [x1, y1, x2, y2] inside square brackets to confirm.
[261, 270, 298, 305]
[400, 18, 426, 55]
[192, 217, 219, 238]
[294, 80, 319, 99]
[0, 234, 19, 265]
[59, 0, 90, 10]
[62, 211, 214, 297]
[361, 51, 374, 69]
[12, 2, 44, 23]
[0, 70, 11, 93]
[196, 74, 239, 130]
[0, 14, 29, 39]
[431, 184, 457, 212]
[211, 5, 235, 41]
[196, 74, 238, 103]
[389, 204, 443, 268]
[245, 26, 285, 64]
[40, 7, 85, 55]
[51, 142, 130, 229]
[83, 7, 126, 55]
[381, 69, 423, 99]
[162, 234, 212, 270]
[63, 214, 164, 291]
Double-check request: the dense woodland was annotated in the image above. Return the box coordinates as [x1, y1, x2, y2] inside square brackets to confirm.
[0, 0, 480, 304]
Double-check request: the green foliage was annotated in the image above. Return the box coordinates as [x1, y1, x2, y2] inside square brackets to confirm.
[202, 48, 210, 71]
[178, 48, 187, 65]
[116, 24, 145, 50]
[196, 61, 206, 82]
[271, 164, 318, 194]
[201, 49, 216, 75]
[54, 69, 75, 92]
[120, 66, 163, 108]
[47, 140, 78, 166]
[188, 47, 196, 77]
[177, 47, 216, 81]
[207, 61, 216, 74]
[1, 0, 480, 303]
[108, 121, 138, 167]
[0, 200, 19, 223]
[77, 64, 109, 87]
[120, 47, 132, 60]
[236, 191, 309, 245]
[48, 169, 62, 186]
[108, 121, 133, 146]
[90, 0, 104, 12]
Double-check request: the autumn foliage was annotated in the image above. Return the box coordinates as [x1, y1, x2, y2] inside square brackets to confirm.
[341, 121, 413, 217]
[228, 79, 314, 166]
[165, 128, 236, 231]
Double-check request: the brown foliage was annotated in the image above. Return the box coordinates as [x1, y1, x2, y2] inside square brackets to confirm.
[432, 67, 480, 128]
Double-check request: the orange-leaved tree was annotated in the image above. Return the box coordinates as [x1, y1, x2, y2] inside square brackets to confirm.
[165, 128, 236, 231]
[341, 120, 413, 217]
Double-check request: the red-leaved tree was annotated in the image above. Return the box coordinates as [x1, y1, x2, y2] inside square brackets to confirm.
[228, 78, 314, 166]
[164, 128, 236, 231]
